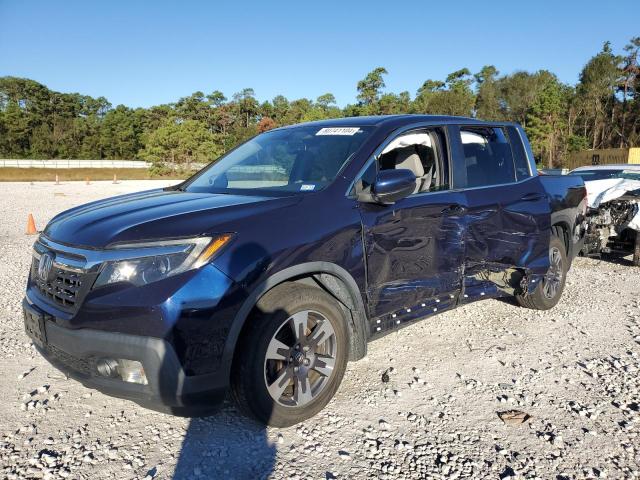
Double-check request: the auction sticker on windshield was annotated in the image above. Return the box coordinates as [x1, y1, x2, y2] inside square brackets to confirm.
[316, 127, 360, 136]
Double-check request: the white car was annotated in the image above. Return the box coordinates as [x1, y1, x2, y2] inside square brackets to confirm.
[569, 164, 640, 265]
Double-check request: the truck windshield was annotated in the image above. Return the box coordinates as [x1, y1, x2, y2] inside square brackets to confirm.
[184, 125, 372, 195]
[570, 169, 640, 181]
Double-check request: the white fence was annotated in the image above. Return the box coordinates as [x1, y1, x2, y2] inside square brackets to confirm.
[0, 159, 151, 169]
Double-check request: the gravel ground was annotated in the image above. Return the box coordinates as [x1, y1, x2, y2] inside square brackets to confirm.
[1, 181, 639, 480]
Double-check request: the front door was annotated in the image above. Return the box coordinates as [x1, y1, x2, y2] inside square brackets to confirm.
[356, 127, 466, 329]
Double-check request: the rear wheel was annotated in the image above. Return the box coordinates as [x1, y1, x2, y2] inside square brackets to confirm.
[516, 229, 568, 310]
[231, 283, 349, 427]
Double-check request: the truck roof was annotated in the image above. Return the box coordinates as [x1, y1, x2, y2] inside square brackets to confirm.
[276, 114, 516, 130]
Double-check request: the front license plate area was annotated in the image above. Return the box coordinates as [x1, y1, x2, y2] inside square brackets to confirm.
[24, 306, 47, 348]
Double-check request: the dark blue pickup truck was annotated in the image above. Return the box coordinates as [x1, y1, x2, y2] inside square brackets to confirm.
[23, 115, 587, 426]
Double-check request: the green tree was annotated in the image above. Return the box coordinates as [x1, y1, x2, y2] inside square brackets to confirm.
[494, 71, 552, 126]
[474, 65, 501, 120]
[316, 93, 336, 109]
[270, 95, 290, 124]
[2, 101, 31, 156]
[139, 119, 221, 172]
[4, 37, 640, 172]
[356, 67, 388, 112]
[414, 69, 475, 116]
[99, 105, 142, 159]
[175, 91, 208, 123]
[413, 79, 445, 113]
[232, 88, 259, 128]
[282, 98, 313, 124]
[576, 42, 622, 149]
[619, 37, 640, 146]
[0, 77, 51, 157]
[525, 76, 568, 167]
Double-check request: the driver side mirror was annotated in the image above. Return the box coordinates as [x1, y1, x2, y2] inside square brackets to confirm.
[358, 169, 416, 205]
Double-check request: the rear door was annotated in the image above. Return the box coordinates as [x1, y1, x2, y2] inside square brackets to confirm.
[448, 124, 551, 299]
[356, 126, 466, 327]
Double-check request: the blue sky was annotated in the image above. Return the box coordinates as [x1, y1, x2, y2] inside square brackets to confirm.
[0, 0, 638, 108]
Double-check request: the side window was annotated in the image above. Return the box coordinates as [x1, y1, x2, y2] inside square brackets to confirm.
[460, 127, 516, 188]
[376, 128, 447, 195]
[506, 126, 532, 180]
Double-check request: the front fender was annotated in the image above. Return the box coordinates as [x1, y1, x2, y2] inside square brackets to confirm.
[217, 261, 369, 386]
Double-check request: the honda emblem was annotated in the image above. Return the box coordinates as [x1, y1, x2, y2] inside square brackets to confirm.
[38, 252, 55, 281]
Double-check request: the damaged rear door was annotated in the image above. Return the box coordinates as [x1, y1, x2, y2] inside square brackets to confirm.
[449, 124, 551, 298]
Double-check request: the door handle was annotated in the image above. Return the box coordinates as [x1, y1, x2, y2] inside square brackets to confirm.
[441, 204, 467, 216]
[520, 192, 546, 202]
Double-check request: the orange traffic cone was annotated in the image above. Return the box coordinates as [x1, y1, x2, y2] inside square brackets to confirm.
[26, 214, 37, 235]
[55, 174, 60, 185]
[85, 177, 90, 185]
[113, 174, 118, 184]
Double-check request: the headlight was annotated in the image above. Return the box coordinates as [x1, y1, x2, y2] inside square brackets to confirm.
[94, 234, 233, 288]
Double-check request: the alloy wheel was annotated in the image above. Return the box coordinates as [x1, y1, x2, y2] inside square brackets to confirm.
[263, 310, 337, 407]
[543, 246, 563, 299]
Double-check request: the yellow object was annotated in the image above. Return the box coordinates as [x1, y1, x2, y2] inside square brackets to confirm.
[197, 234, 234, 265]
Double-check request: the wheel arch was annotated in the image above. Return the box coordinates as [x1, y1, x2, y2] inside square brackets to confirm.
[551, 219, 571, 255]
[550, 210, 576, 261]
[221, 262, 369, 383]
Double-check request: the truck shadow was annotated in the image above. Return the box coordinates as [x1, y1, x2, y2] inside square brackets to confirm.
[172, 242, 279, 479]
[593, 252, 636, 267]
[172, 404, 277, 479]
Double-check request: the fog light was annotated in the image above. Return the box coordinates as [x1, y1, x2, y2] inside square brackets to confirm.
[96, 358, 119, 378]
[96, 358, 147, 385]
[117, 359, 148, 385]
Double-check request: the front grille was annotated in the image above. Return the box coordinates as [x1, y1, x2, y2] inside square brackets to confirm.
[32, 259, 86, 311]
[43, 342, 93, 375]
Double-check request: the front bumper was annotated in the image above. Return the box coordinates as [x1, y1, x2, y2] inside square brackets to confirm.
[23, 298, 226, 416]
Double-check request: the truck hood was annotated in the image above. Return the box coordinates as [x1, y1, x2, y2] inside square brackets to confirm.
[43, 188, 299, 248]
[584, 178, 640, 208]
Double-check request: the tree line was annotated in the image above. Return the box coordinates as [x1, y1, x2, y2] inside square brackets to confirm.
[1, 36, 638, 170]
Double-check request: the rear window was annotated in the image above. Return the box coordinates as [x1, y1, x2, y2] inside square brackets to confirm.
[459, 127, 516, 188]
[506, 126, 532, 180]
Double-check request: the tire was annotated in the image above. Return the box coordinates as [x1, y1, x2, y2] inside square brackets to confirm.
[230, 283, 349, 427]
[633, 232, 640, 267]
[516, 228, 568, 310]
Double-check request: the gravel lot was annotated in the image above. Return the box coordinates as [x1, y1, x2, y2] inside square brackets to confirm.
[1, 181, 639, 480]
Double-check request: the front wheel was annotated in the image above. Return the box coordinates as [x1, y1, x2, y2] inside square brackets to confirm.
[231, 283, 349, 427]
[516, 230, 568, 310]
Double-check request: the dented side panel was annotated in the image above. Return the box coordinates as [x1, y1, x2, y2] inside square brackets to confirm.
[359, 120, 586, 337]
[463, 176, 552, 291]
[359, 190, 467, 319]
[540, 175, 588, 260]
